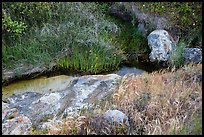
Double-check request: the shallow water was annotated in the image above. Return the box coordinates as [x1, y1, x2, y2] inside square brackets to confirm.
[114, 65, 144, 76]
[2, 66, 144, 99]
[2, 75, 75, 100]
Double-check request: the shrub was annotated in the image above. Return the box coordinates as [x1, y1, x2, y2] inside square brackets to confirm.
[169, 40, 185, 68]
[2, 2, 54, 45]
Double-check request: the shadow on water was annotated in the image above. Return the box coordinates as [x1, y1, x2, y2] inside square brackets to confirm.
[45, 60, 166, 78]
[2, 60, 166, 100]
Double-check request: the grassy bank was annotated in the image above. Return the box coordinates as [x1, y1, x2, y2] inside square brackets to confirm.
[2, 2, 126, 74]
[29, 63, 202, 135]
[2, 2, 153, 77]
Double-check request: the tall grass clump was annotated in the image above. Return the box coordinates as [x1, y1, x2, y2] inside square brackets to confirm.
[168, 40, 185, 68]
[2, 2, 124, 73]
[110, 20, 150, 55]
[57, 44, 124, 74]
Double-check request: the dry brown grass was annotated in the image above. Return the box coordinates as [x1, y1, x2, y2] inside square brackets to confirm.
[44, 114, 129, 135]
[33, 63, 202, 135]
[112, 63, 202, 135]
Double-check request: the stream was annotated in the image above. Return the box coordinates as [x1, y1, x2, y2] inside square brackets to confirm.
[2, 65, 144, 100]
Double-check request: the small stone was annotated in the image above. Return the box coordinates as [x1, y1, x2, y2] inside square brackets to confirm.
[103, 110, 129, 126]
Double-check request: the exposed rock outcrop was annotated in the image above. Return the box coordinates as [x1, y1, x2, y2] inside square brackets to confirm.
[2, 74, 122, 134]
[2, 102, 32, 135]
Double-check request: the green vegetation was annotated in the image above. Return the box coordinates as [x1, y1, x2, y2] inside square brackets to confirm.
[2, 2, 53, 45]
[169, 40, 185, 67]
[171, 113, 202, 135]
[30, 125, 48, 135]
[136, 2, 202, 47]
[2, 2, 123, 73]
[58, 44, 124, 74]
[107, 12, 150, 54]
[113, 22, 150, 55]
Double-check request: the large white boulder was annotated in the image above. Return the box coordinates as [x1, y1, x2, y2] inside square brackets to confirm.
[147, 30, 176, 62]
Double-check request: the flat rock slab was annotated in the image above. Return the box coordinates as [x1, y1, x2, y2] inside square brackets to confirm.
[63, 74, 121, 113]
[2, 74, 122, 134]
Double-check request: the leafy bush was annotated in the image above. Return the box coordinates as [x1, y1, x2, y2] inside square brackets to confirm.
[2, 14, 27, 39]
[2, 2, 53, 28]
[2, 2, 54, 45]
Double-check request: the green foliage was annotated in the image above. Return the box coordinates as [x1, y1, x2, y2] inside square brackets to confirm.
[2, 2, 122, 73]
[96, 2, 111, 14]
[57, 44, 124, 74]
[2, 2, 53, 28]
[128, 29, 149, 53]
[169, 40, 185, 68]
[29, 125, 48, 135]
[2, 2, 54, 45]
[2, 14, 27, 39]
[110, 19, 150, 55]
[171, 113, 202, 135]
[136, 2, 202, 47]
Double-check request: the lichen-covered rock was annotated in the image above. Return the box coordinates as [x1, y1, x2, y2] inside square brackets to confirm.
[64, 74, 121, 113]
[103, 110, 129, 126]
[2, 102, 24, 135]
[184, 48, 202, 64]
[147, 30, 176, 62]
[2, 114, 32, 135]
[2, 74, 122, 133]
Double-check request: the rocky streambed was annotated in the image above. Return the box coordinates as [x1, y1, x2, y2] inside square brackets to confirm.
[2, 66, 145, 135]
